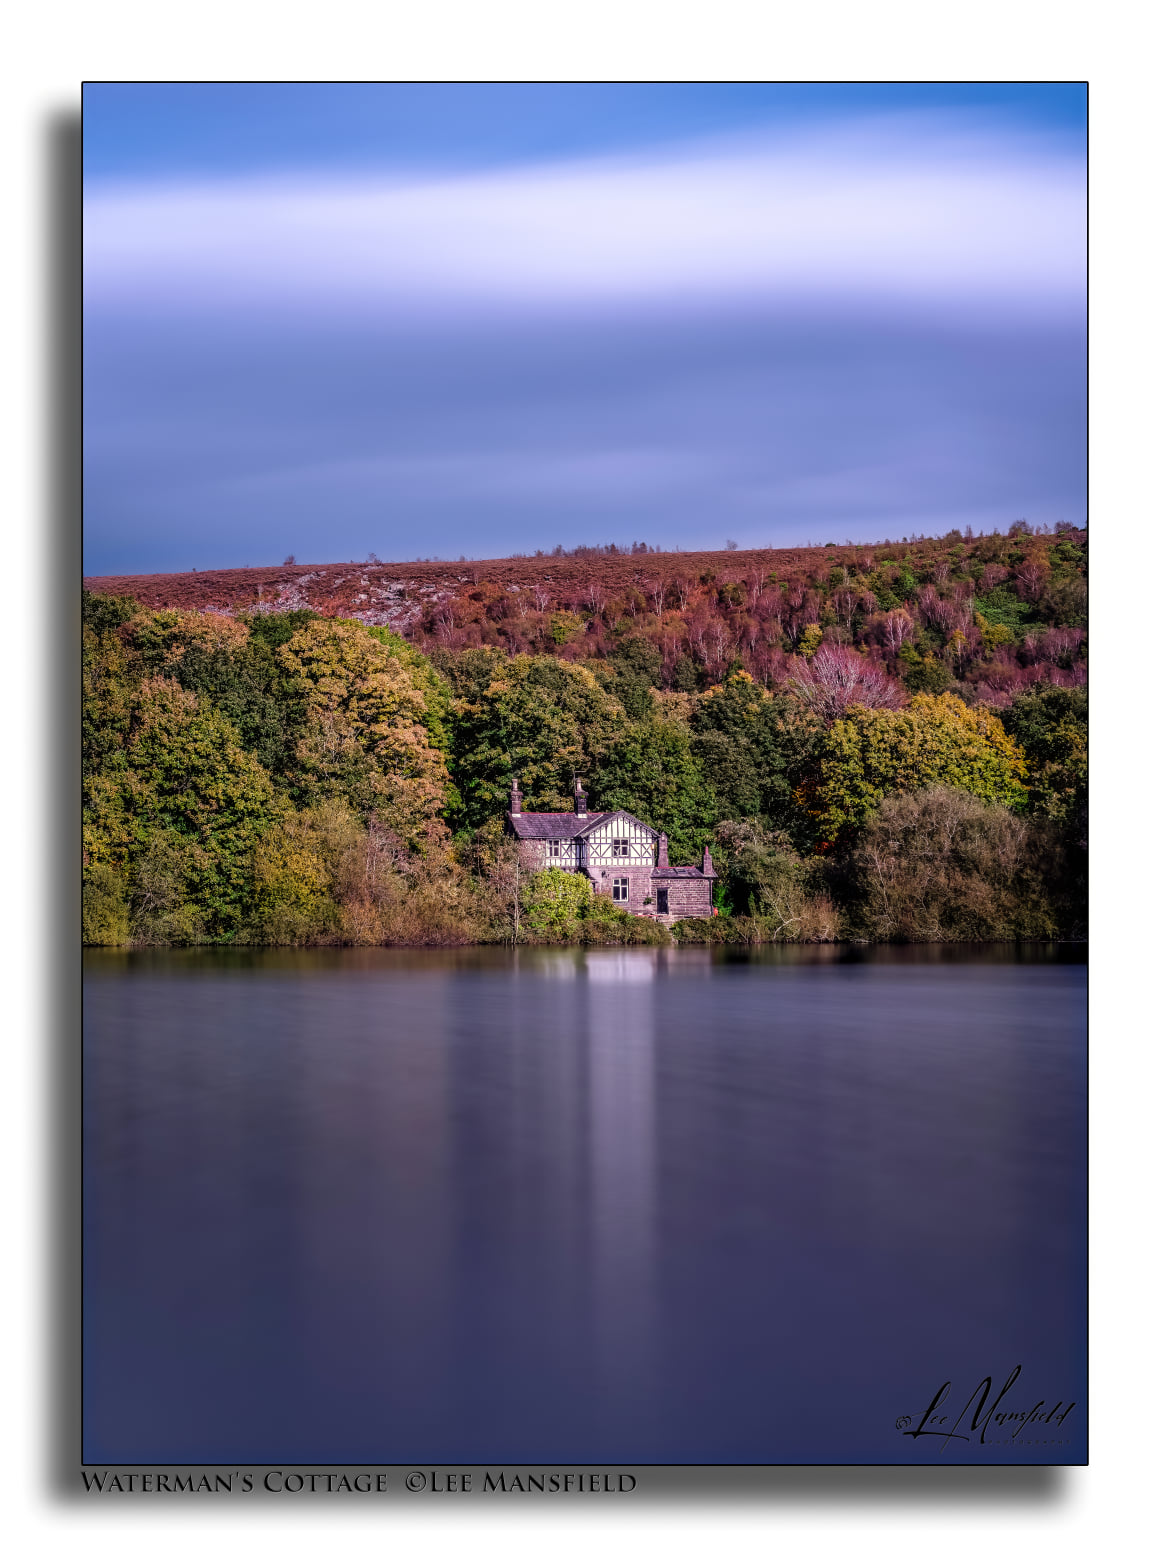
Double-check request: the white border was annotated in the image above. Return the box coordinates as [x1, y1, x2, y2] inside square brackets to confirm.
[5, 6, 1162, 1544]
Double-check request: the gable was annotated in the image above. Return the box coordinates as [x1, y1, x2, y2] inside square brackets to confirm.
[579, 811, 658, 841]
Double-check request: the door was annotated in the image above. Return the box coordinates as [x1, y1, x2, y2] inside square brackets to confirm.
[656, 888, 669, 915]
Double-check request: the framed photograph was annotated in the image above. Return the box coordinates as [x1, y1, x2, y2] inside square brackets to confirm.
[81, 82, 1087, 1487]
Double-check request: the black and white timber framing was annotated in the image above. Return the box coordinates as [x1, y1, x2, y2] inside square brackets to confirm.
[505, 778, 716, 920]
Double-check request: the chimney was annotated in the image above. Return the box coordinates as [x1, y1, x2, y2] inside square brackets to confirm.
[509, 778, 522, 815]
[702, 845, 715, 876]
[574, 778, 588, 816]
[658, 831, 669, 869]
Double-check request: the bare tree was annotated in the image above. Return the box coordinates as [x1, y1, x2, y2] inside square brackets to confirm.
[688, 614, 711, 667]
[532, 586, 551, 613]
[648, 577, 667, 617]
[978, 563, 1009, 593]
[786, 643, 905, 719]
[882, 609, 915, 651]
[832, 586, 860, 627]
[364, 818, 407, 888]
[1016, 561, 1048, 603]
[430, 603, 456, 643]
[709, 616, 731, 667]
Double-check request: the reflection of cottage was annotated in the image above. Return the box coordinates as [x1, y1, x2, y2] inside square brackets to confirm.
[506, 777, 716, 920]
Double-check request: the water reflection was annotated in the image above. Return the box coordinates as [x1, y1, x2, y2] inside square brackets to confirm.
[84, 947, 1086, 1463]
[587, 962, 656, 1443]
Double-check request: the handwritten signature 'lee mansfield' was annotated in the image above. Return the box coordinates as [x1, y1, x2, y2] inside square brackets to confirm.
[895, 1366, 1077, 1451]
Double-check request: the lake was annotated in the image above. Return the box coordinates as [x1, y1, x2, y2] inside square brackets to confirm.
[83, 945, 1087, 1465]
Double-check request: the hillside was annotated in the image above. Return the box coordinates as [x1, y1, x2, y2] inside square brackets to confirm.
[87, 526, 1086, 707]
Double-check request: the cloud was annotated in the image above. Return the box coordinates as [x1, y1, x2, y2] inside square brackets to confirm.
[84, 120, 1085, 316]
[82, 305, 1085, 574]
[82, 116, 1086, 573]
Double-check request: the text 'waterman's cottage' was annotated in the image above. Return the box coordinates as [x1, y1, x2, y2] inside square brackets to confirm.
[506, 777, 717, 921]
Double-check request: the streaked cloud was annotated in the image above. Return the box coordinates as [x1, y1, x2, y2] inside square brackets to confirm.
[85, 121, 1084, 315]
[83, 107, 1086, 573]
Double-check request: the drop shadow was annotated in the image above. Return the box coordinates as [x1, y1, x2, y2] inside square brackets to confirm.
[44, 104, 82, 1499]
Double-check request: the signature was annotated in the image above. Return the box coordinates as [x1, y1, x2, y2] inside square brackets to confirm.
[895, 1366, 1077, 1451]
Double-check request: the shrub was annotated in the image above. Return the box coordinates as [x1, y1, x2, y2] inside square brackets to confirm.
[82, 863, 130, 946]
[901, 653, 955, 696]
[524, 869, 593, 938]
[579, 896, 671, 945]
[710, 820, 842, 940]
[845, 786, 1059, 940]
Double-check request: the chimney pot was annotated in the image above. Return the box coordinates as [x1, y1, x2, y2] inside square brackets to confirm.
[574, 778, 588, 816]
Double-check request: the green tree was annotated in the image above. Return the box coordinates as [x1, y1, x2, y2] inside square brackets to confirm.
[690, 672, 820, 838]
[448, 654, 628, 831]
[82, 863, 130, 946]
[590, 716, 716, 863]
[710, 820, 840, 940]
[599, 635, 663, 719]
[901, 651, 955, 695]
[997, 685, 1087, 838]
[85, 674, 282, 937]
[124, 608, 304, 775]
[803, 692, 1028, 845]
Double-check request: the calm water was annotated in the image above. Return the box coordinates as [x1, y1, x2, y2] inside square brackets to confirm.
[83, 946, 1087, 1465]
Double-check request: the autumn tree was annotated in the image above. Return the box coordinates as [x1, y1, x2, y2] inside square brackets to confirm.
[277, 619, 451, 837]
[802, 692, 1028, 845]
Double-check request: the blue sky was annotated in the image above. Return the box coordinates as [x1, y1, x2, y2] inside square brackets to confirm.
[83, 83, 1086, 574]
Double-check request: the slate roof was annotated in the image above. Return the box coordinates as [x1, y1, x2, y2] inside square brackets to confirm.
[508, 808, 658, 840]
[508, 812, 595, 839]
[651, 866, 708, 879]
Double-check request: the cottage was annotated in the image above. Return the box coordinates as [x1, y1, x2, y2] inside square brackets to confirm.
[505, 777, 716, 921]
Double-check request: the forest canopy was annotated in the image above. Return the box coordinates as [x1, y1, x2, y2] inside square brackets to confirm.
[83, 527, 1087, 947]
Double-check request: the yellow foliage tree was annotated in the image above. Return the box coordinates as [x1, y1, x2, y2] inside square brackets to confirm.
[801, 692, 1028, 845]
[277, 620, 451, 838]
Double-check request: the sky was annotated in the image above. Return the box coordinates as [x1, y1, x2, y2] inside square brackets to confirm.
[82, 83, 1086, 575]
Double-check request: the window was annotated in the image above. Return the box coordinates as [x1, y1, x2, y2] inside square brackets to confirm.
[546, 839, 561, 859]
[657, 888, 669, 914]
[611, 838, 630, 858]
[612, 877, 629, 902]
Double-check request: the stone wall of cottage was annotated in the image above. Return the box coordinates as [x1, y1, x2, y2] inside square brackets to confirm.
[588, 865, 659, 914]
[662, 877, 713, 918]
[511, 832, 713, 920]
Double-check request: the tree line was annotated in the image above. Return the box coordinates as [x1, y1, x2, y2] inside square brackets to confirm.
[413, 524, 1087, 709]
[82, 581, 1086, 948]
